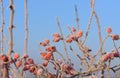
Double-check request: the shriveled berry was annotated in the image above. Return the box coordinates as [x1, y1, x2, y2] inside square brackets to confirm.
[111, 34, 119, 40]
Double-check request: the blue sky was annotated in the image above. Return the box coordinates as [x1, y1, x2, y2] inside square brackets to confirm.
[1, 0, 120, 63]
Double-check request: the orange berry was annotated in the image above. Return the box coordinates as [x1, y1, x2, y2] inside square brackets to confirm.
[76, 30, 83, 38]
[43, 39, 49, 44]
[112, 50, 119, 57]
[23, 65, 30, 71]
[101, 54, 108, 62]
[66, 38, 72, 43]
[53, 37, 60, 42]
[52, 33, 60, 37]
[111, 34, 119, 40]
[40, 52, 47, 60]
[40, 52, 46, 56]
[13, 53, 20, 60]
[106, 27, 112, 34]
[1, 54, 8, 62]
[45, 46, 56, 52]
[16, 60, 22, 68]
[29, 65, 36, 73]
[44, 52, 52, 60]
[43, 61, 49, 67]
[33, 70, 37, 75]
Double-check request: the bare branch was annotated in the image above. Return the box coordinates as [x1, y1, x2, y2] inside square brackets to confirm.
[0, 0, 5, 54]
[82, 0, 95, 45]
[24, 0, 29, 54]
[56, 17, 69, 61]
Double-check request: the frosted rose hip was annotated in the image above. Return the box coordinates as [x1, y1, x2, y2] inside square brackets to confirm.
[112, 50, 119, 57]
[40, 52, 47, 60]
[44, 52, 52, 60]
[16, 60, 22, 68]
[13, 53, 20, 60]
[76, 30, 83, 38]
[23, 65, 30, 71]
[106, 53, 113, 59]
[106, 27, 112, 34]
[101, 54, 108, 62]
[43, 61, 49, 67]
[29, 65, 36, 73]
[66, 38, 72, 43]
[111, 34, 119, 40]
[43, 39, 49, 44]
[53, 37, 60, 42]
[1, 54, 8, 62]
[52, 33, 60, 37]
[33, 70, 37, 75]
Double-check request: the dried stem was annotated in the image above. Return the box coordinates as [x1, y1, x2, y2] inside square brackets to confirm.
[9, 67, 18, 78]
[22, 1, 29, 77]
[106, 60, 111, 78]
[55, 50, 65, 63]
[8, 0, 14, 59]
[56, 17, 69, 61]
[4, 0, 15, 78]
[93, 10, 104, 78]
[82, 0, 95, 45]
[94, 35, 109, 57]
[113, 40, 119, 52]
[93, 11, 103, 57]
[0, 0, 5, 54]
[69, 45, 89, 71]
[74, 5, 80, 30]
[24, 0, 28, 54]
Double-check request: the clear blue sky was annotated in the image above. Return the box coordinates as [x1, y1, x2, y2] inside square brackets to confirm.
[1, 0, 120, 62]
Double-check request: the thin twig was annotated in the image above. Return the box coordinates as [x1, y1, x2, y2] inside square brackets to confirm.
[4, 0, 15, 78]
[74, 5, 80, 30]
[93, 11, 103, 57]
[82, 0, 95, 45]
[8, 0, 14, 60]
[55, 50, 65, 63]
[94, 35, 109, 57]
[24, 0, 28, 54]
[106, 60, 111, 78]
[9, 67, 18, 78]
[0, 0, 5, 54]
[113, 40, 119, 53]
[56, 17, 69, 61]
